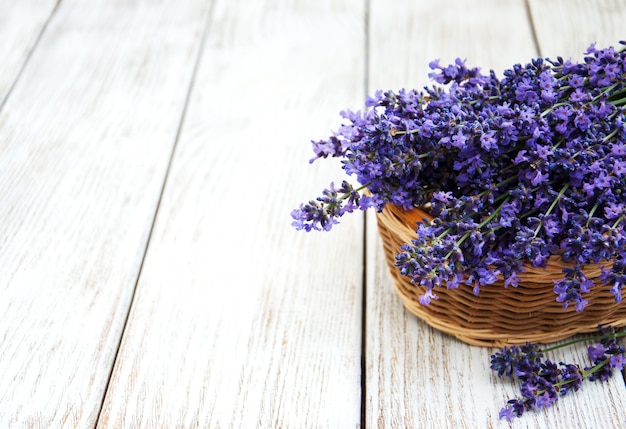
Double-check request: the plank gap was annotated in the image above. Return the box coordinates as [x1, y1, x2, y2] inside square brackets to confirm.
[361, 3, 371, 427]
[524, 0, 542, 56]
[363, 0, 371, 100]
[361, 210, 368, 429]
[92, 2, 217, 426]
[0, 0, 62, 115]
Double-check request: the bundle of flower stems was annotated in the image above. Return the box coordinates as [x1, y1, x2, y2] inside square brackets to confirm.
[292, 42, 626, 312]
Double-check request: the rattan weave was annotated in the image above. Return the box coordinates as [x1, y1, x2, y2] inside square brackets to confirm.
[376, 203, 626, 347]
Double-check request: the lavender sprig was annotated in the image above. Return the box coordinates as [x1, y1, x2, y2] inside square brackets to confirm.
[492, 326, 626, 421]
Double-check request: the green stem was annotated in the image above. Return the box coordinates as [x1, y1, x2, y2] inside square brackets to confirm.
[581, 358, 610, 378]
[443, 196, 510, 259]
[391, 127, 419, 136]
[541, 102, 570, 117]
[335, 182, 371, 202]
[479, 197, 510, 228]
[603, 127, 620, 142]
[609, 94, 626, 106]
[613, 214, 626, 229]
[537, 358, 610, 395]
[541, 330, 626, 353]
[586, 202, 600, 227]
[541, 82, 625, 119]
[593, 82, 621, 103]
[533, 184, 569, 238]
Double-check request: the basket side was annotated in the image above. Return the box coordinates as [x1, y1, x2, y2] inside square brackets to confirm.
[375, 203, 626, 347]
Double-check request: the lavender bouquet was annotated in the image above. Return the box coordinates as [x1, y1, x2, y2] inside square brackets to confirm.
[292, 42, 626, 312]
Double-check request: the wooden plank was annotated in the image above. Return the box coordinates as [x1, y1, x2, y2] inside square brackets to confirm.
[367, 0, 537, 92]
[529, 0, 626, 59]
[97, 0, 365, 428]
[366, 0, 626, 427]
[0, 1, 210, 427]
[0, 0, 58, 106]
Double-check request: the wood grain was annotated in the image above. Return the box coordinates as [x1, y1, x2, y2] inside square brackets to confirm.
[0, 0, 58, 106]
[366, 0, 626, 427]
[367, 0, 538, 92]
[97, 0, 365, 427]
[0, 0, 209, 427]
[528, 0, 626, 60]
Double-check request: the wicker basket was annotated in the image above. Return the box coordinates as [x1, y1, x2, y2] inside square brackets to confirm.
[376, 202, 626, 347]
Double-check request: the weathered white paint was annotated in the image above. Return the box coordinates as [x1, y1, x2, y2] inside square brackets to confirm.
[529, 0, 626, 59]
[96, 0, 365, 428]
[0, 0, 58, 105]
[0, 0, 210, 427]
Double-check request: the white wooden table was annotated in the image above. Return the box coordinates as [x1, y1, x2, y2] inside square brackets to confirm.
[1, 0, 626, 427]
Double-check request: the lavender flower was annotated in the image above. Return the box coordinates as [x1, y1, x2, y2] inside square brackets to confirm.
[292, 41, 626, 309]
[493, 326, 626, 421]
